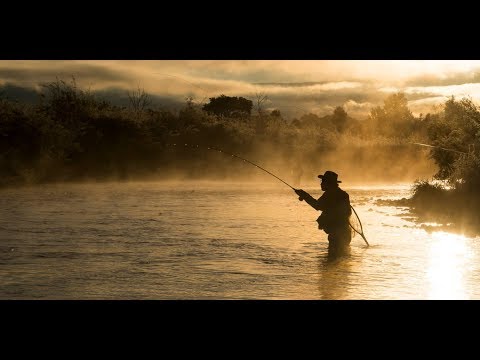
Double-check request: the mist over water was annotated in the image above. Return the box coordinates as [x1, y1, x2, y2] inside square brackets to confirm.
[2, 180, 479, 299]
[150, 142, 438, 190]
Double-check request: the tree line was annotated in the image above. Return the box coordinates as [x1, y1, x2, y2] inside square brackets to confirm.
[0, 77, 477, 194]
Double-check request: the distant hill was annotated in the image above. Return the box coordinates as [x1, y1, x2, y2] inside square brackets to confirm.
[0, 83, 185, 110]
[0, 83, 41, 103]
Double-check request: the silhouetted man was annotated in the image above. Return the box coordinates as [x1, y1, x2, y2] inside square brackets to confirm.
[295, 171, 352, 256]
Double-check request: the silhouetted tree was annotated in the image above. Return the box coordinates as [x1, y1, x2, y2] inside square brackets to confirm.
[127, 86, 152, 113]
[367, 92, 414, 137]
[332, 106, 348, 132]
[291, 118, 301, 128]
[185, 96, 195, 109]
[271, 109, 281, 117]
[202, 95, 252, 118]
[299, 113, 335, 131]
[0, 81, 443, 188]
[426, 96, 480, 183]
[253, 91, 269, 116]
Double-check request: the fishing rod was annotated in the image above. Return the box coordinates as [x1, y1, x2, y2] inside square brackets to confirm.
[209, 146, 297, 190]
[167, 143, 369, 246]
[412, 142, 468, 155]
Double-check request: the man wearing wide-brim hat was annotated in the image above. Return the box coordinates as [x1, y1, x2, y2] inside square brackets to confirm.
[295, 170, 352, 256]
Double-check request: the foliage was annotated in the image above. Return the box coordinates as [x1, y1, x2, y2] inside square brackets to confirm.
[332, 106, 348, 132]
[270, 109, 281, 117]
[366, 92, 415, 138]
[0, 78, 469, 190]
[410, 180, 447, 204]
[127, 86, 152, 113]
[425, 97, 480, 185]
[202, 94, 252, 118]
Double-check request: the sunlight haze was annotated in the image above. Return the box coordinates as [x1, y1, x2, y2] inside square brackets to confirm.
[2, 60, 480, 118]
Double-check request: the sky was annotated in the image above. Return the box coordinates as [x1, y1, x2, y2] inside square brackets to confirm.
[2, 60, 480, 119]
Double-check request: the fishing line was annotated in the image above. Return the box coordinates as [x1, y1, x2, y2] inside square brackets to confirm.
[210, 146, 297, 190]
[152, 73, 211, 105]
[166, 143, 296, 189]
[411, 142, 468, 155]
[166, 142, 369, 246]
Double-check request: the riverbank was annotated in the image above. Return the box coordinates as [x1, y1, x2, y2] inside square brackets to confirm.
[376, 181, 480, 237]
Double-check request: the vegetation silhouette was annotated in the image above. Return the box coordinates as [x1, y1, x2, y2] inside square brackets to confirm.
[0, 77, 429, 187]
[381, 96, 480, 235]
[202, 95, 252, 118]
[2, 77, 480, 234]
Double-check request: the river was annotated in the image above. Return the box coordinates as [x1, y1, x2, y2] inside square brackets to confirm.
[1, 181, 479, 299]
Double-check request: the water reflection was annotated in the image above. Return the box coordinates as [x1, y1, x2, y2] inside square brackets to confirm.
[427, 231, 469, 300]
[317, 250, 354, 299]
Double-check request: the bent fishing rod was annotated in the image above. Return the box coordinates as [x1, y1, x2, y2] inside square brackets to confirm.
[167, 143, 369, 246]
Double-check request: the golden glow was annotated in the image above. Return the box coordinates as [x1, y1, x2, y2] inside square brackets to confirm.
[427, 231, 470, 300]
[3, 60, 480, 119]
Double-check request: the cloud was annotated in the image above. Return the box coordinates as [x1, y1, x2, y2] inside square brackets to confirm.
[343, 99, 375, 113]
[405, 83, 480, 99]
[0, 82, 186, 110]
[3, 60, 480, 120]
[404, 69, 480, 87]
[408, 96, 449, 115]
[0, 61, 131, 88]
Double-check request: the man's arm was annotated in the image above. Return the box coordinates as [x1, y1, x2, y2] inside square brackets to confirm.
[294, 189, 322, 210]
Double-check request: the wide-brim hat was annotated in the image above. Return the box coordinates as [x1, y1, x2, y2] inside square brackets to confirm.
[318, 170, 341, 183]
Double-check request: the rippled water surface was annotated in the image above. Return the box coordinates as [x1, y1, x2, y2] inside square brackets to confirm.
[2, 181, 480, 299]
